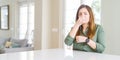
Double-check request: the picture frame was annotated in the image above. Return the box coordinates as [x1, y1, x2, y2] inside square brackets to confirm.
[0, 5, 9, 30]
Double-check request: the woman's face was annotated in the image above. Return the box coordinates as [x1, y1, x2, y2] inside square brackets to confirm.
[78, 7, 90, 24]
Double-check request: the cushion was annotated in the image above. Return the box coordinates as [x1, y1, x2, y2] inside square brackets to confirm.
[5, 41, 12, 48]
[12, 42, 21, 48]
[10, 38, 28, 48]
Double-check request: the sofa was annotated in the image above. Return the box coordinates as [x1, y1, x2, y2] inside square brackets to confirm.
[0, 37, 33, 54]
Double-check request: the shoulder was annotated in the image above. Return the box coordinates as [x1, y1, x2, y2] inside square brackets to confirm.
[95, 24, 104, 32]
[96, 24, 103, 28]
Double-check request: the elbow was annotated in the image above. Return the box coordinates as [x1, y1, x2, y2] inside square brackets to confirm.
[97, 47, 105, 53]
[64, 38, 72, 46]
[96, 44, 105, 53]
[64, 39, 68, 45]
[64, 35, 74, 46]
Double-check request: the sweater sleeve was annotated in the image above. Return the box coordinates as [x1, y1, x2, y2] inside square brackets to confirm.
[64, 34, 74, 46]
[95, 25, 105, 53]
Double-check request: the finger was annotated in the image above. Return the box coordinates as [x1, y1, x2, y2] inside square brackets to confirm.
[76, 38, 80, 43]
[77, 18, 84, 24]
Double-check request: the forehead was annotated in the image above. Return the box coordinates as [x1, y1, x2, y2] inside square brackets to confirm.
[79, 8, 89, 13]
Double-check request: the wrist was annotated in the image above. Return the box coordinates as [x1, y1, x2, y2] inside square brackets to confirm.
[75, 22, 82, 26]
[85, 37, 90, 44]
[73, 24, 81, 28]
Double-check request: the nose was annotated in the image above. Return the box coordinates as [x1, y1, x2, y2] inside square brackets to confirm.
[81, 15, 85, 19]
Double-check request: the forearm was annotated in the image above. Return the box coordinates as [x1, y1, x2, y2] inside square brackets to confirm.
[69, 24, 81, 38]
[65, 24, 81, 46]
[87, 40, 96, 50]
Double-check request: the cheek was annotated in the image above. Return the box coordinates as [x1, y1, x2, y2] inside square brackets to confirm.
[86, 17, 89, 22]
[85, 16, 89, 22]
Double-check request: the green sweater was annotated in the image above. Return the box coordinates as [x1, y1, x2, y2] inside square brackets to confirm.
[64, 24, 105, 53]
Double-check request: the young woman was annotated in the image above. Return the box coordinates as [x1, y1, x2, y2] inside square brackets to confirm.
[64, 4, 105, 53]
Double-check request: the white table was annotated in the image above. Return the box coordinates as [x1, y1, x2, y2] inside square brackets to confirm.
[0, 49, 120, 60]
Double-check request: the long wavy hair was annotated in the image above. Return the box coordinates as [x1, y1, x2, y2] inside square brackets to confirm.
[76, 5, 96, 39]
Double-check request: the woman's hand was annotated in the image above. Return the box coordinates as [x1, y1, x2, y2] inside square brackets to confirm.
[69, 17, 87, 38]
[75, 17, 86, 26]
[76, 36, 87, 43]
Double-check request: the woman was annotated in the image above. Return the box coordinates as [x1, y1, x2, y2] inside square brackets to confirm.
[64, 4, 105, 53]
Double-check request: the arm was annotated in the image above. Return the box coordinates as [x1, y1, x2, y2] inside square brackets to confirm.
[76, 36, 97, 50]
[87, 39, 96, 50]
[84, 26, 105, 53]
[64, 23, 80, 46]
[69, 16, 85, 38]
[64, 34, 74, 46]
[69, 24, 80, 38]
[65, 17, 84, 46]
[76, 25, 105, 53]
[94, 26, 105, 53]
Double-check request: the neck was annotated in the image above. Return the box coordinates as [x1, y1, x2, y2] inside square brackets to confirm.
[82, 23, 88, 31]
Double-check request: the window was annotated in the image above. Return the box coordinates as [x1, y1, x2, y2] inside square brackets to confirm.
[19, 4, 28, 39]
[18, 2, 34, 45]
[63, 0, 101, 39]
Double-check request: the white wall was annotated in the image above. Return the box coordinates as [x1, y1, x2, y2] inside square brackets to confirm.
[49, 0, 60, 48]
[34, 0, 42, 50]
[0, 0, 16, 38]
[0, 0, 10, 38]
[41, 0, 51, 49]
[34, 0, 60, 50]
[102, 0, 120, 55]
